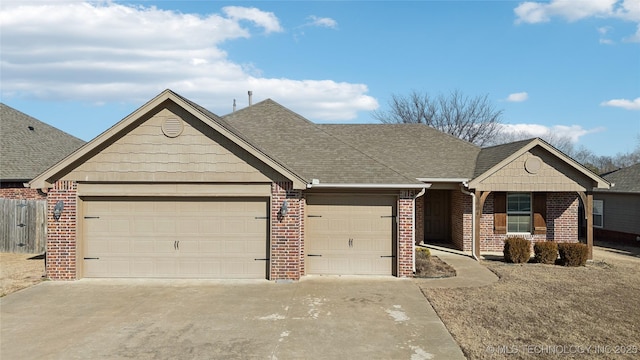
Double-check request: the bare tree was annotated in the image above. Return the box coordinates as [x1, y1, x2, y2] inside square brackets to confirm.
[372, 90, 503, 146]
[489, 129, 575, 155]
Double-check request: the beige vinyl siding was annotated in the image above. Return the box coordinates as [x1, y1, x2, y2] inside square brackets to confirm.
[475, 148, 594, 192]
[64, 104, 284, 183]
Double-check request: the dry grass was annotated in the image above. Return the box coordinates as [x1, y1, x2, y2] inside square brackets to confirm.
[415, 254, 457, 278]
[422, 244, 640, 359]
[1, 252, 45, 297]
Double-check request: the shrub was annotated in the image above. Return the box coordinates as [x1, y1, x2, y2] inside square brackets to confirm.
[533, 241, 558, 264]
[503, 236, 531, 263]
[416, 247, 431, 258]
[558, 242, 589, 267]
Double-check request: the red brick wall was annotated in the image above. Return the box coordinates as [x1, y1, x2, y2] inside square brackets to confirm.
[0, 186, 46, 200]
[46, 180, 78, 280]
[450, 190, 472, 251]
[477, 192, 579, 252]
[546, 193, 579, 243]
[398, 192, 414, 277]
[270, 182, 303, 281]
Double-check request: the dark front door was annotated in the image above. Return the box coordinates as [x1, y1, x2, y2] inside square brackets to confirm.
[424, 190, 451, 242]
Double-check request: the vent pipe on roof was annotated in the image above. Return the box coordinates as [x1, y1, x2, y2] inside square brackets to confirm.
[248, 91, 253, 106]
[233, 99, 236, 112]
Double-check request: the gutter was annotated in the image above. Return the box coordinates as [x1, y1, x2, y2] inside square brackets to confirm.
[306, 183, 432, 189]
[416, 178, 470, 183]
[412, 188, 427, 273]
[460, 184, 479, 261]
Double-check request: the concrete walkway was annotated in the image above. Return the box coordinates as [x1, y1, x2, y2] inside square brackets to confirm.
[416, 245, 499, 288]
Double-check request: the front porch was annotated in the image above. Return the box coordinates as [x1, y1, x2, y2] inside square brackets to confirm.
[416, 189, 595, 258]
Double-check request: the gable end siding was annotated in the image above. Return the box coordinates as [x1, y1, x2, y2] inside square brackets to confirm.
[474, 149, 595, 192]
[61, 102, 285, 183]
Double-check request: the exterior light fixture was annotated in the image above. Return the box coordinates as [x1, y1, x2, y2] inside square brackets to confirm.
[277, 200, 288, 220]
[53, 200, 64, 221]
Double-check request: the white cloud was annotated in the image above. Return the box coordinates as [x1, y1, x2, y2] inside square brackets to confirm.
[515, 0, 620, 24]
[601, 97, 640, 110]
[306, 15, 338, 29]
[222, 6, 283, 33]
[514, 0, 640, 41]
[499, 123, 605, 143]
[0, 1, 377, 120]
[506, 92, 529, 102]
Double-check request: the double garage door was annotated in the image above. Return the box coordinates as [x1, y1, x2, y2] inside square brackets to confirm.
[306, 195, 397, 276]
[82, 198, 268, 279]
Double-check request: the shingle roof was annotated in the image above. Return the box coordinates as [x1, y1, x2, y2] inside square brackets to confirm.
[318, 124, 480, 180]
[223, 99, 422, 184]
[473, 138, 534, 177]
[598, 163, 640, 193]
[1, 103, 85, 181]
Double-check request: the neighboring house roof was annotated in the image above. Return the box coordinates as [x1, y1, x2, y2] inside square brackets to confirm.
[0, 103, 85, 182]
[597, 163, 640, 193]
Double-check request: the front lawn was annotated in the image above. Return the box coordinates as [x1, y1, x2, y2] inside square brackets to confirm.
[420, 245, 640, 359]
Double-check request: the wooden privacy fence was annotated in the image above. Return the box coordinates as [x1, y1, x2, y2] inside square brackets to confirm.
[0, 198, 47, 254]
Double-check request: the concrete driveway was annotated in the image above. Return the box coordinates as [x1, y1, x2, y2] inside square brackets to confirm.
[1, 277, 464, 359]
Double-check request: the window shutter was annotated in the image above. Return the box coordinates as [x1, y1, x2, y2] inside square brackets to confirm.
[533, 193, 547, 235]
[493, 192, 506, 234]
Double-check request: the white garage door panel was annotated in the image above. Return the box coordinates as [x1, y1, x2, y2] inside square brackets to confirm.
[83, 198, 268, 279]
[306, 195, 396, 275]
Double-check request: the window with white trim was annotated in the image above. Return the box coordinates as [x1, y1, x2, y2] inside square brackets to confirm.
[507, 193, 531, 233]
[593, 200, 603, 228]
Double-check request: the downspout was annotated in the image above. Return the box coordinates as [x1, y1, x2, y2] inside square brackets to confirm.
[460, 184, 479, 261]
[412, 188, 427, 273]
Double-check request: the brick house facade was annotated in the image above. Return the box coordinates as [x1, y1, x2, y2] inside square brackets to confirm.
[29, 90, 609, 281]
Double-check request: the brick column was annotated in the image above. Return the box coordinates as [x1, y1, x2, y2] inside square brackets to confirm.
[46, 180, 77, 280]
[415, 196, 425, 245]
[398, 192, 414, 277]
[270, 182, 303, 281]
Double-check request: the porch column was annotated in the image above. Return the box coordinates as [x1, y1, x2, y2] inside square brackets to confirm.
[586, 192, 594, 260]
[474, 190, 490, 259]
[577, 191, 594, 260]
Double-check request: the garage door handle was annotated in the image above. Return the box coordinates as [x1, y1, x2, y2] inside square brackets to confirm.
[380, 255, 396, 258]
[84, 257, 100, 260]
[307, 254, 322, 257]
[380, 215, 396, 218]
[254, 258, 270, 261]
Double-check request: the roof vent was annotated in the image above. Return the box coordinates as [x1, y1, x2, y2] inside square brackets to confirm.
[161, 118, 184, 138]
[525, 156, 542, 174]
[28, 126, 34, 131]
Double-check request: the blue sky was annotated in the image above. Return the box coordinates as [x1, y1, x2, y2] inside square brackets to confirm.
[1, 0, 639, 156]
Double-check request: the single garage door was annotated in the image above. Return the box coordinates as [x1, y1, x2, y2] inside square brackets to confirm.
[306, 195, 396, 275]
[82, 197, 269, 279]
